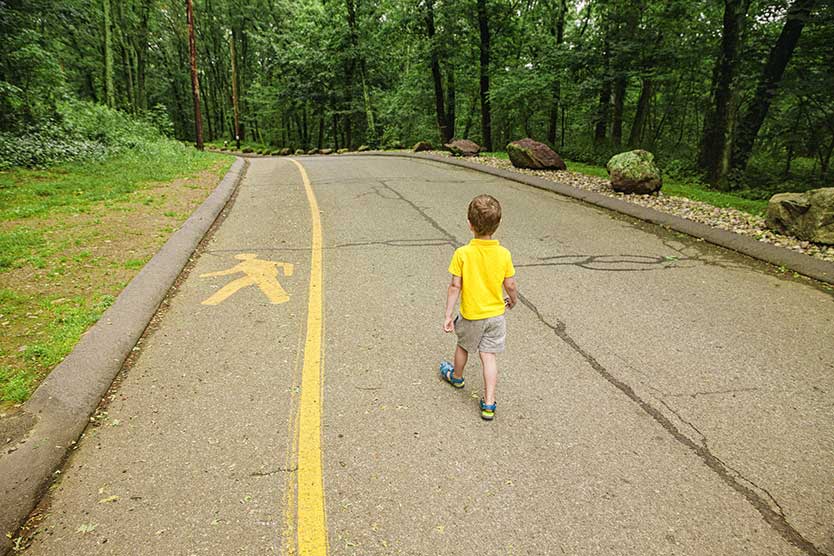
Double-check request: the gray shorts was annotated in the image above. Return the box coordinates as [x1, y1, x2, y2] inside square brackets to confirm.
[454, 314, 506, 354]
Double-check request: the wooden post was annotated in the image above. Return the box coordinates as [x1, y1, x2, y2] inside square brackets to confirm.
[186, 0, 204, 150]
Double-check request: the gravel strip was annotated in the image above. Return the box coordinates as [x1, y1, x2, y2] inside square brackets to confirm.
[425, 151, 833, 263]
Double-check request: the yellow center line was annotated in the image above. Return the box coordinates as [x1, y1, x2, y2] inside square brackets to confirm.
[287, 158, 328, 555]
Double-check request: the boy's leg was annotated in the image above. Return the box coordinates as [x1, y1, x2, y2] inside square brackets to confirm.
[453, 345, 468, 380]
[479, 351, 498, 405]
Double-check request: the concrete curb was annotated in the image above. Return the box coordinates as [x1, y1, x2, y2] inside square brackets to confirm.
[359, 152, 834, 286]
[0, 157, 248, 553]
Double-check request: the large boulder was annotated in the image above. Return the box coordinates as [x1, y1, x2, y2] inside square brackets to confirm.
[444, 139, 481, 157]
[279, 147, 291, 156]
[357, 144, 371, 152]
[766, 188, 834, 244]
[319, 148, 333, 155]
[606, 150, 662, 194]
[413, 141, 433, 152]
[506, 138, 566, 170]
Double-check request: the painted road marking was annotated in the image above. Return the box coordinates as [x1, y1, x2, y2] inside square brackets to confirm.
[200, 253, 294, 305]
[287, 158, 328, 555]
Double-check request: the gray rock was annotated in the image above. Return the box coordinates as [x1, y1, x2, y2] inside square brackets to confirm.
[606, 150, 662, 194]
[444, 139, 481, 157]
[507, 138, 566, 170]
[413, 141, 433, 152]
[767, 188, 834, 245]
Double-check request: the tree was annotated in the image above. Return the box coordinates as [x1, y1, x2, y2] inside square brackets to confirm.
[477, 0, 492, 151]
[699, 0, 751, 186]
[730, 0, 817, 174]
[186, 0, 204, 149]
[102, 0, 115, 107]
[425, 0, 452, 144]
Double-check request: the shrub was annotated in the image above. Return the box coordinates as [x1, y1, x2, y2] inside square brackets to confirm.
[242, 147, 254, 153]
[0, 99, 175, 170]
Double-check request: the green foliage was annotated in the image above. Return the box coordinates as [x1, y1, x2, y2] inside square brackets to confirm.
[2, 0, 833, 194]
[0, 100, 185, 170]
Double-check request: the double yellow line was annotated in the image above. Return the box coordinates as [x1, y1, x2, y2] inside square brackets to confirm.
[285, 159, 328, 555]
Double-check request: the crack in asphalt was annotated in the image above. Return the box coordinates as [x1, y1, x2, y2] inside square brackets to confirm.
[658, 398, 707, 445]
[516, 254, 694, 273]
[667, 387, 761, 399]
[379, 178, 827, 556]
[250, 467, 297, 477]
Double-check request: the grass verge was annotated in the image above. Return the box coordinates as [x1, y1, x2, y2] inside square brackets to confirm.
[481, 152, 768, 216]
[0, 145, 232, 406]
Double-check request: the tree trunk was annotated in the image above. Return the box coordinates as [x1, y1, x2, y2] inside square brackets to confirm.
[594, 31, 611, 144]
[229, 32, 241, 148]
[135, 0, 152, 110]
[186, 0, 203, 149]
[611, 75, 627, 146]
[317, 108, 325, 150]
[699, 0, 750, 185]
[463, 91, 478, 139]
[446, 69, 456, 139]
[102, 0, 115, 108]
[594, 80, 611, 144]
[346, 0, 376, 146]
[425, 1, 450, 144]
[547, 0, 566, 146]
[477, 0, 492, 151]
[730, 0, 816, 173]
[628, 78, 652, 146]
[332, 113, 339, 150]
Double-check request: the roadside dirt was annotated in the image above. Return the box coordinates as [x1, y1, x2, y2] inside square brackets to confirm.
[0, 162, 229, 410]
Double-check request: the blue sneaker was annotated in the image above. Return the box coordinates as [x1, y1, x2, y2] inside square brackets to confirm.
[480, 399, 496, 420]
[439, 361, 464, 388]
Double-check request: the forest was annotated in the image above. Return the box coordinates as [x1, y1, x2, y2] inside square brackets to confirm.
[1, 0, 833, 196]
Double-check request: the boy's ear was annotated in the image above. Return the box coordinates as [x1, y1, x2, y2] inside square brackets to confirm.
[467, 219, 474, 231]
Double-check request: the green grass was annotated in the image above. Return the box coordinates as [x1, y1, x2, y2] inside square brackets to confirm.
[0, 145, 231, 272]
[0, 292, 115, 403]
[0, 142, 232, 404]
[0, 142, 229, 221]
[481, 152, 767, 216]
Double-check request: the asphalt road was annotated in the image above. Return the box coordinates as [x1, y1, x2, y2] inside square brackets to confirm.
[22, 156, 834, 555]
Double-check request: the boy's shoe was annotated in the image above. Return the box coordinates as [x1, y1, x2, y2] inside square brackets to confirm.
[480, 399, 496, 421]
[439, 361, 464, 388]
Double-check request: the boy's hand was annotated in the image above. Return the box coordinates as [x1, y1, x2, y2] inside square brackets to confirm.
[443, 316, 454, 333]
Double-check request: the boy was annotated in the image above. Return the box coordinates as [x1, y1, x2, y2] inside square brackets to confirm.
[440, 194, 518, 420]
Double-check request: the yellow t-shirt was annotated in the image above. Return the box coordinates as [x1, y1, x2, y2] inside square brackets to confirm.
[448, 239, 515, 320]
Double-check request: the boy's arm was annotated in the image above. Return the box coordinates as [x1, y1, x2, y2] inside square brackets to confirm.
[503, 276, 518, 309]
[443, 275, 462, 332]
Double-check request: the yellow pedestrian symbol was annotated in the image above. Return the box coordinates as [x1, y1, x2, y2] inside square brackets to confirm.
[200, 253, 294, 305]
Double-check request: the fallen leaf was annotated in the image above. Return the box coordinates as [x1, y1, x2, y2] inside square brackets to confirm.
[77, 523, 97, 534]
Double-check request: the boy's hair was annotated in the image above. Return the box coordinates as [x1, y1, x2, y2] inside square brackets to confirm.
[468, 194, 502, 235]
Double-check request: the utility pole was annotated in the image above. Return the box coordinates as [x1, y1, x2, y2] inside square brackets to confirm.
[229, 32, 241, 150]
[186, 0, 204, 150]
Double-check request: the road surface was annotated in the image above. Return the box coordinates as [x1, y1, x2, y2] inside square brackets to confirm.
[21, 156, 834, 555]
